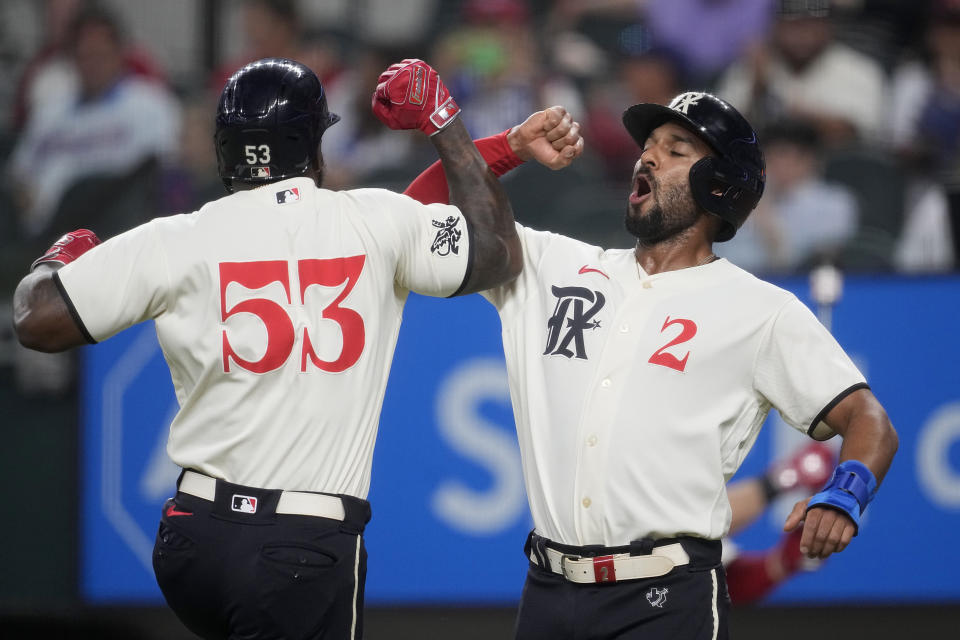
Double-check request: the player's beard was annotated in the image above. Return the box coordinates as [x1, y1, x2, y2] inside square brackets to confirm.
[624, 177, 700, 247]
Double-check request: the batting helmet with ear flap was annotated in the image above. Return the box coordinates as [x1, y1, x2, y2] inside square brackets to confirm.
[622, 92, 765, 242]
[215, 57, 340, 192]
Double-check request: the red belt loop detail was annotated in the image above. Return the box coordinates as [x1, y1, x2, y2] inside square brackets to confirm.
[593, 555, 617, 583]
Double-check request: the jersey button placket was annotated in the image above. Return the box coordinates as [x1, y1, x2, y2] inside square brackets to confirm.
[577, 377, 614, 540]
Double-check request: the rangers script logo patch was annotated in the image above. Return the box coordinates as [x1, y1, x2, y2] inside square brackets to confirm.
[544, 286, 605, 359]
[430, 216, 462, 256]
[232, 494, 258, 514]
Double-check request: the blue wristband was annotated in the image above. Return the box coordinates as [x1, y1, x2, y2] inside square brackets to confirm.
[806, 460, 878, 535]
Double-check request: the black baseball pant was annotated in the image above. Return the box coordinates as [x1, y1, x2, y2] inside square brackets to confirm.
[152, 475, 371, 640]
[515, 534, 729, 640]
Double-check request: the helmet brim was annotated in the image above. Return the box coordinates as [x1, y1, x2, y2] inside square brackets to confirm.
[622, 103, 718, 152]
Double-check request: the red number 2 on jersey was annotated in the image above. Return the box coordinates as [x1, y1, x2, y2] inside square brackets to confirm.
[648, 316, 697, 372]
[220, 256, 366, 374]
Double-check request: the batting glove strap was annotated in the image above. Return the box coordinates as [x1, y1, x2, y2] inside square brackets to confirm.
[805, 460, 878, 535]
[31, 229, 101, 271]
[427, 95, 461, 136]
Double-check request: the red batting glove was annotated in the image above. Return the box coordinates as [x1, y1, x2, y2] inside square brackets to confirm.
[371, 58, 461, 136]
[31, 229, 101, 271]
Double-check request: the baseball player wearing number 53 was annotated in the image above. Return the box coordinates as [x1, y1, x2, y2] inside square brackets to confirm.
[404, 93, 898, 639]
[11, 57, 578, 640]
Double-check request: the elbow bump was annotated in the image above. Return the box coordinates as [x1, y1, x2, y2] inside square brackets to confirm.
[14, 324, 44, 352]
[13, 316, 62, 353]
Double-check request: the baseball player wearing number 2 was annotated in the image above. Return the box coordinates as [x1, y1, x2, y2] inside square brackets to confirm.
[403, 94, 898, 639]
[13, 57, 527, 640]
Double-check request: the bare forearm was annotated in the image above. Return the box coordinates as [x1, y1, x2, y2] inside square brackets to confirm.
[430, 120, 521, 294]
[824, 388, 898, 487]
[837, 406, 898, 486]
[13, 266, 86, 352]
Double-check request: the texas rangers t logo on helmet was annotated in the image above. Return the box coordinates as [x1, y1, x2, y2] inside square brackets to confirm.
[669, 92, 706, 114]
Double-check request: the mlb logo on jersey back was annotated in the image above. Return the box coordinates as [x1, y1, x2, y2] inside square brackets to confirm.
[231, 494, 258, 514]
[276, 187, 300, 204]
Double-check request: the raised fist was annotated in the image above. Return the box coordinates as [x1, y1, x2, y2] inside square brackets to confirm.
[31, 229, 101, 270]
[507, 106, 585, 170]
[371, 58, 460, 136]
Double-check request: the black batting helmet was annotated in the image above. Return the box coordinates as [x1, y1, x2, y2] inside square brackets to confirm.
[215, 58, 340, 192]
[622, 92, 765, 242]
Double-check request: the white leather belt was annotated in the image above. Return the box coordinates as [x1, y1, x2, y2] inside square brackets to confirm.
[530, 543, 690, 584]
[178, 470, 346, 521]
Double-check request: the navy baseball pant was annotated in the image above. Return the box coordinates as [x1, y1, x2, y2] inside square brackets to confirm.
[152, 475, 371, 640]
[515, 534, 729, 640]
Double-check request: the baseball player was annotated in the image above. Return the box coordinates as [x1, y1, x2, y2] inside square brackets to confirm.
[396, 93, 898, 639]
[723, 441, 836, 604]
[11, 57, 572, 640]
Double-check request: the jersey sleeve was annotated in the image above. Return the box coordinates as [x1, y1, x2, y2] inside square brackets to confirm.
[373, 190, 473, 297]
[754, 297, 868, 440]
[55, 219, 170, 342]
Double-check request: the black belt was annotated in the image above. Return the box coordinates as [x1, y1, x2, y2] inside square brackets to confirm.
[175, 469, 371, 532]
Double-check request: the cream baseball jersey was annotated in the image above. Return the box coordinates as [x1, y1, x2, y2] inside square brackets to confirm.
[482, 225, 867, 546]
[56, 177, 470, 497]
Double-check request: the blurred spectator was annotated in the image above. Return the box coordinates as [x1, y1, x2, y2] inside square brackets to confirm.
[544, 0, 645, 60]
[894, 180, 955, 272]
[10, 0, 166, 132]
[645, 0, 777, 84]
[714, 0, 887, 146]
[720, 118, 859, 273]
[160, 96, 224, 215]
[209, 0, 303, 93]
[6, 5, 181, 240]
[829, 0, 933, 73]
[583, 48, 684, 183]
[320, 46, 422, 190]
[887, 0, 960, 268]
[432, 0, 583, 138]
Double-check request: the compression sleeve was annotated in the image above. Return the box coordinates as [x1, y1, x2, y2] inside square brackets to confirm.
[403, 129, 525, 205]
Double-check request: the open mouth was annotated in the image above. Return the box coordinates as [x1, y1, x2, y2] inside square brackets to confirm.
[629, 173, 652, 204]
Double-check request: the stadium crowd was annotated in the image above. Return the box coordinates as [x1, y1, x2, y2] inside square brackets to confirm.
[2, 0, 958, 285]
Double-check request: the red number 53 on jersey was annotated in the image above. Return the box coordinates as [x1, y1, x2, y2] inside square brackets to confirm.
[219, 256, 366, 374]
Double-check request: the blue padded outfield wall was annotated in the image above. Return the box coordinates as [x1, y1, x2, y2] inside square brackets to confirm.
[81, 275, 960, 604]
